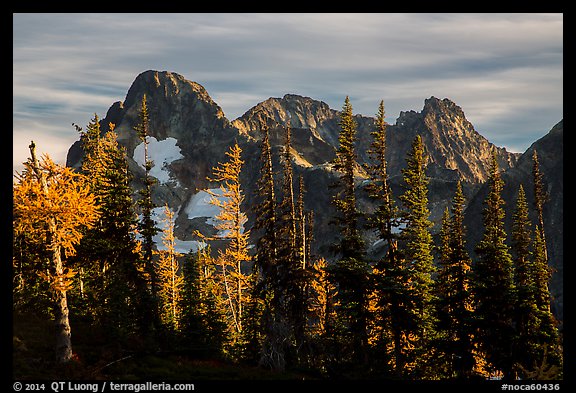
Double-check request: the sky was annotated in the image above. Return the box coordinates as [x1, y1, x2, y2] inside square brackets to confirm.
[13, 13, 563, 174]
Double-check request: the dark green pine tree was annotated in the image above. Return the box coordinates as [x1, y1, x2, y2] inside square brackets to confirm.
[511, 185, 538, 376]
[332, 96, 365, 260]
[530, 225, 562, 377]
[253, 123, 278, 297]
[529, 151, 562, 376]
[435, 207, 453, 375]
[260, 124, 297, 371]
[292, 174, 311, 363]
[512, 181, 561, 378]
[72, 117, 147, 338]
[278, 125, 297, 260]
[134, 94, 162, 333]
[252, 122, 280, 368]
[473, 149, 516, 380]
[397, 134, 437, 378]
[365, 100, 400, 252]
[275, 125, 308, 367]
[435, 181, 475, 379]
[180, 246, 227, 358]
[532, 150, 548, 262]
[364, 100, 404, 375]
[239, 267, 265, 364]
[329, 96, 371, 368]
[296, 175, 307, 269]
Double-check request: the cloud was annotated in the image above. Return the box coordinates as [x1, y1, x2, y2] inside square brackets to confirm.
[13, 13, 563, 169]
[13, 118, 80, 174]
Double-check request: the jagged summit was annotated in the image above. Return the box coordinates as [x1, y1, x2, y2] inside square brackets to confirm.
[124, 70, 220, 111]
[67, 70, 240, 190]
[389, 96, 519, 184]
[232, 93, 337, 140]
[423, 96, 466, 117]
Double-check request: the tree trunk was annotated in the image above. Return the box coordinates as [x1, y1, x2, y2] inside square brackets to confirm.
[53, 244, 73, 363]
[29, 141, 73, 363]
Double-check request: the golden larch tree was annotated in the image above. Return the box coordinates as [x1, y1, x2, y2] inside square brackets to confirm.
[308, 257, 338, 337]
[205, 143, 252, 343]
[156, 204, 184, 331]
[13, 142, 99, 363]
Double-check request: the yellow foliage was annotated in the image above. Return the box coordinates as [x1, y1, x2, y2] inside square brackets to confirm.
[38, 268, 77, 292]
[308, 258, 338, 336]
[201, 143, 252, 339]
[13, 152, 99, 259]
[156, 204, 184, 330]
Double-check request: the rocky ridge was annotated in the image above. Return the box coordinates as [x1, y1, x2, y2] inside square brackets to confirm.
[66, 70, 562, 319]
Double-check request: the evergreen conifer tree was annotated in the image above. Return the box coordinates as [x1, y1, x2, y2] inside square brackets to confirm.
[397, 135, 437, 377]
[134, 94, 161, 333]
[253, 123, 278, 297]
[516, 149, 563, 379]
[332, 96, 365, 259]
[275, 126, 308, 367]
[180, 246, 228, 357]
[527, 151, 562, 376]
[329, 96, 370, 368]
[251, 123, 285, 370]
[532, 150, 548, 261]
[511, 185, 538, 375]
[365, 100, 398, 245]
[276, 125, 298, 337]
[512, 183, 562, 378]
[473, 150, 516, 380]
[364, 100, 405, 375]
[73, 118, 146, 337]
[435, 181, 475, 379]
[529, 225, 562, 377]
[292, 174, 311, 363]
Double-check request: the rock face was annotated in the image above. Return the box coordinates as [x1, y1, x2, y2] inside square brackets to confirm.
[392, 97, 518, 183]
[232, 93, 520, 225]
[66, 70, 561, 320]
[67, 70, 244, 246]
[69, 70, 239, 184]
[233, 94, 519, 184]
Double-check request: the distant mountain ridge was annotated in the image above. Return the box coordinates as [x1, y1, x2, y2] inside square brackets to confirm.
[66, 70, 562, 320]
[232, 92, 519, 184]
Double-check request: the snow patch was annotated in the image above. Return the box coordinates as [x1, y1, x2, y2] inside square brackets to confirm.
[133, 137, 184, 185]
[393, 222, 406, 234]
[137, 206, 206, 254]
[185, 188, 225, 222]
[185, 188, 246, 237]
[372, 238, 385, 248]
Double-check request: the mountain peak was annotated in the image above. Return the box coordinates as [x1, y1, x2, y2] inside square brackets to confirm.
[395, 97, 465, 129]
[282, 93, 311, 101]
[67, 70, 236, 171]
[124, 70, 216, 111]
[422, 96, 467, 120]
[392, 96, 519, 183]
[232, 93, 336, 137]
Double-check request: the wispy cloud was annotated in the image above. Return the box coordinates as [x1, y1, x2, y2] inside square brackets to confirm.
[13, 13, 562, 172]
